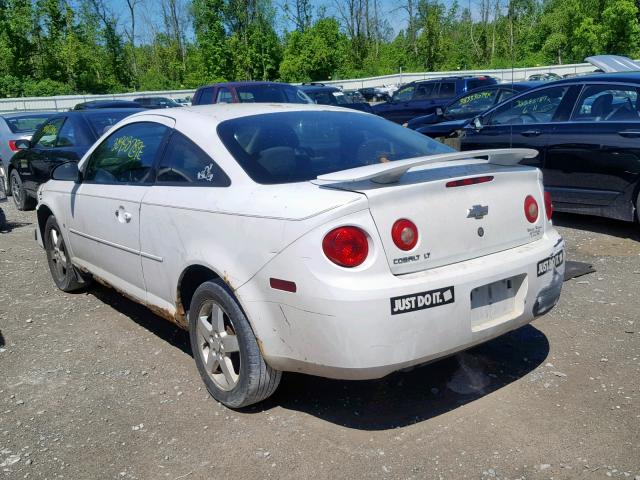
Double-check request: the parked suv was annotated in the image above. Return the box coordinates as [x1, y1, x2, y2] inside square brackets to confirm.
[373, 76, 497, 124]
[192, 82, 312, 105]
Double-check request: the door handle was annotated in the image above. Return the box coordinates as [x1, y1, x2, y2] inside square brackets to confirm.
[618, 130, 640, 138]
[522, 129, 541, 137]
[115, 208, 132, 223]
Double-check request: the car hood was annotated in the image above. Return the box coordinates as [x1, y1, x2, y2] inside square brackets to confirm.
[585, 55, 640, 72]
[407, 113, 438, 129]
[416, 118, 469, 133]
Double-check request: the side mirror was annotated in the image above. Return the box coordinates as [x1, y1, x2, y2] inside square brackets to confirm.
[473, 116, 484, 130]
[14, 139, 30, 150]
[436, 107, 444, 117]
[51, 161, 81, 183]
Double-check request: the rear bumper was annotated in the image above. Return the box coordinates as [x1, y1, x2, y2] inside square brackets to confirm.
[237, 230, 564, 380]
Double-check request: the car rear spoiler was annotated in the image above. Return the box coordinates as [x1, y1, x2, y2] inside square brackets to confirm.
[315, 148, 538, 185]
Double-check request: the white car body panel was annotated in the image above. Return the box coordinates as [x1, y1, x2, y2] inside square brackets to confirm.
[37, 103, 564, 379]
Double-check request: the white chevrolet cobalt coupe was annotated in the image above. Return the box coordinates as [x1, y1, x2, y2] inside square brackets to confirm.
[36, 104, 565, 408]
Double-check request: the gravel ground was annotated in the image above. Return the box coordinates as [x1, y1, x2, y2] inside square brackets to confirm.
[0, 201, 639, 480]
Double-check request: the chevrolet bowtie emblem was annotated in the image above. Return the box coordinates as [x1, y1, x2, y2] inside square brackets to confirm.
[467, 204, 489, 220]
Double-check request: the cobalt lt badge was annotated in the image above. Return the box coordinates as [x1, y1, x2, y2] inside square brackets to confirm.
[467, 204, 489, 220]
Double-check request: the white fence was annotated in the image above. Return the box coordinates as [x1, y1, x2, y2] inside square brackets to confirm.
[0, 89, 196, 113]
[0, 61, 601, 112]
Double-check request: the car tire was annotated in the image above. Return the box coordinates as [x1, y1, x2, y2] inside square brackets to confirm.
[189, 280, 281, 408]
[44, 216, 87, 292]
[0, 208, 5, 230]
[10, 170, 35, 211]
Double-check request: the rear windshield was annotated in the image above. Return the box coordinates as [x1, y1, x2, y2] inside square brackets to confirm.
[236, 85, 312, 104]
[217, 111, 453, 184]
[5, 114, 53, 133]
[86, 110, 140, 136]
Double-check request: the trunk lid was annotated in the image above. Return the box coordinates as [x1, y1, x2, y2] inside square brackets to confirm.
[321, 161, 546, 275]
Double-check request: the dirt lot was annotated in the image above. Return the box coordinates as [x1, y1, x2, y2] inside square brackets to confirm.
[1, 201, 639, 480]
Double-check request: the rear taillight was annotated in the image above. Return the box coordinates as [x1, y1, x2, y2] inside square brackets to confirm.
[446, 176, 493, 188]
[524, 195, 539, 223]
[544, 191, 553, 220]
[322, 226, 369, 267]
[8, 140, 19, 152]
[391, 219, 418, 251]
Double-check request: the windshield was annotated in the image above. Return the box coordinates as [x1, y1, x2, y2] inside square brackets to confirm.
[307, 90, 351, 106]
[445, 89, 498, 118]
[236, 85, 312, 104]
[5, 114, 53, 133]
[86, 110, 141, 137]
[217, 111, 454, 184]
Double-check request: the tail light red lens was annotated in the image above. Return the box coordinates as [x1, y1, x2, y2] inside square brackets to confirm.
[8, 140, 19, 152]
[391, 219, 418, 251]
[544, 191, 553, 220]
[322, 226, 369, 267]
[524, 195, 539, 223]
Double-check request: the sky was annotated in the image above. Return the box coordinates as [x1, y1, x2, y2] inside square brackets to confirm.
[104, 0, 439, 44]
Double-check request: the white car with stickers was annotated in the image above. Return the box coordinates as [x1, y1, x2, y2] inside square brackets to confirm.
[35, 104, 564, 408]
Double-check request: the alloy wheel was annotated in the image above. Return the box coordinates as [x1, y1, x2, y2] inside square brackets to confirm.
[196, 299, 241, 391]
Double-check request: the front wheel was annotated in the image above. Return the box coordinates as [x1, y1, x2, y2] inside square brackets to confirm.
[189, 280, 281, 408]
[44, 216, 87, 292]
[10, 170, 35, 211]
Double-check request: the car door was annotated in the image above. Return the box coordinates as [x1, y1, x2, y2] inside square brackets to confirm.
[378, 83, 417, 123]
[140, 130, 230, 313]
[67, 118, 173, 302]
[20, 117, 65, 193]
[544, 83, 640, 212]
[399, 82, 439, 122]
[461, 85, 577, 169]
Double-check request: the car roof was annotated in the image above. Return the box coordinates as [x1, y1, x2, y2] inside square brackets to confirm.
[540, 71, 640, 86]
[64, 108, 145, 117]
[126, 103, 363, 126]
[74, 100, 142, 109]
[299, 85, 339, 93]
[0, 111, 57, 119]
[414, 76, 495, 84]
[198, 81, 294, 89]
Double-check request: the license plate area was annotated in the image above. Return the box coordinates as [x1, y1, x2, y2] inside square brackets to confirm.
[470, 274, 527, 331]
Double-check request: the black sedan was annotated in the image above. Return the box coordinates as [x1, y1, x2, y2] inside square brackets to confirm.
[407, 82, 543, 135]
[8, 108, 143, 210]
[461, 73, 640, 223]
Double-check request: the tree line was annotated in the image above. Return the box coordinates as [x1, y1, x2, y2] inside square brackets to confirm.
[0, 0, 639, 98]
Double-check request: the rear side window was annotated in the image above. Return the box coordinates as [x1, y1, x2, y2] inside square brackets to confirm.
[414, 83, 436, 100]
[156, 131, 229, 186]
[197, 87, 214, 105]
[572, 85, 640, 122]
[84, 122, 169, 184]
[437, 82, 456, 98]
[217, 111, 453, 184]
[216, 88, 233, 103]
[5, 114, 52, 134]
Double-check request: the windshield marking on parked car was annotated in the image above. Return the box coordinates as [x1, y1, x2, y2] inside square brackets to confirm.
[459, 91, 493, 105]
[111, 136, 145, 161]
[196, 163, 217, 182]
